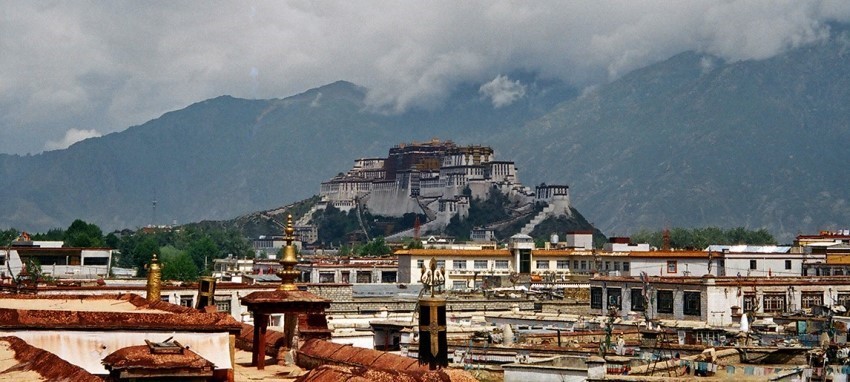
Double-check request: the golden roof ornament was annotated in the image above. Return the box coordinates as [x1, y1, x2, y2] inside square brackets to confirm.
[276, 214, 300, 291]
[420, 257, 445, 297]
[146, 253, 162, 302]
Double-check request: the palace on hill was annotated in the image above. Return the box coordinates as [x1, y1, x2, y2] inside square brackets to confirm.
[314, 138, 571, 235]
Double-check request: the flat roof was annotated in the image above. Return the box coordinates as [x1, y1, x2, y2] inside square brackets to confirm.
[0, 294, 241, 332]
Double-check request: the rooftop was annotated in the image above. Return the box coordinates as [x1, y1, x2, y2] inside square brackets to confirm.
[0, 336, 101, 382]
[0, 293, 241, 332]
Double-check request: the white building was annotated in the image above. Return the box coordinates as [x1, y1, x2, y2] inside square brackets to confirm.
[589, 275, 850, 326]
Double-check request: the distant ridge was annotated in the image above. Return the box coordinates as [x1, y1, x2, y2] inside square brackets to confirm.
[3, 28, 850, 242]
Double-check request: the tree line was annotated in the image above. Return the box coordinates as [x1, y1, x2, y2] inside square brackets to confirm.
[629, 226, 777, 250]
[2, 219, 254, 282]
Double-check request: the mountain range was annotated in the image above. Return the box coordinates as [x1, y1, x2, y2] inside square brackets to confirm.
[2, 27, 850, 243]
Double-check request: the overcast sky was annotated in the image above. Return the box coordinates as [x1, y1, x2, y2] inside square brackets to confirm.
[2, 1, 849, 155]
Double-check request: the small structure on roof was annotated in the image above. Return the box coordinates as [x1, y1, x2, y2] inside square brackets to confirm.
[240, 215, 331, 370]
[101, 338, 215, 381]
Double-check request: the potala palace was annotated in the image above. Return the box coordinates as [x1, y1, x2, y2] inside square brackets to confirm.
[304, 139, 571, 237]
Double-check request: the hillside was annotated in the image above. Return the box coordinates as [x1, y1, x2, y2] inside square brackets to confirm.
[0, 76, 573, 232]
[496, 29, 850, 242]
[3, 27, 850, 242]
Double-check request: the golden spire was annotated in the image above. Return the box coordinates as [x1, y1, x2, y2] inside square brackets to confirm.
[146, 253, 162, 302]
[277, 214, 300, 291]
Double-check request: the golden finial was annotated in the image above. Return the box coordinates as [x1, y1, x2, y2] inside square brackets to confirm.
[146, 253, 162, 302]
[277, 214, 300, 291]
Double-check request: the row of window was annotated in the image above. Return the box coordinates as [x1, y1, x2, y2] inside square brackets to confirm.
[595, 289, 845, 316]
[171, 295, 232, 313]
[417, 259, 510, 270]
[415, 259, 631, 272]
[590, 287, 701, 316]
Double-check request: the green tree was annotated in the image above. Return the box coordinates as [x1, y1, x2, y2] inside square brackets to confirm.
[187, 236, 217, 273]
[0, 228, 19, 246]
[160, 246, 199, 282]
[116, 234, 160, 276]
[63, 219, 104, 247]
[629, 226, 776, 249]
[357, 237, 390, 257]
[32, 228, 64, 241]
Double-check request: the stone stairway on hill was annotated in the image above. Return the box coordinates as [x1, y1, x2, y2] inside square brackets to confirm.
[519, 203, 558, 235]
[295, 203, 323, 226]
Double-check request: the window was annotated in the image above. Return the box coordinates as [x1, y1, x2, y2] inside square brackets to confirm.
[743, 293, 758, 312]
[604, 261, 611, 270]
[474, 260, 488, 269]
[683, 291, 701, 316]
[356, 272, 372, 283]
[416, 259, 424, 269]
[785, 260, 792, 270]
[494, 260, 509, 269]
[801, 292, 823, 309]
[82, 257, 108, 265]
[631, 288, 645, 311]
[838, 293, 850, 307]
[180, 296, 194, 308]
[436, 260, 445, 269]
[750, 260, 757, 270]
[657, 290, 674, 314]
[607, 288, 622, 308]
[622, 262, 630, 272]
[573, 260, 579, 270]
[215, 298, 231, 313]
[536, 260, 549, 270]
[452, 281, 467, 290]
[666, 261, 677, 274]
[763, 293, 786, 313]
[580, 261, 587, 270]
[341, 271, 350, 283]
[319, 272, 335, 283]
[453, 260, 467, 269]
[613, 262, 621, 271]
[381, 271, 397, 283]
[591, 287, 603, 309]
[556, 260, 569, 270]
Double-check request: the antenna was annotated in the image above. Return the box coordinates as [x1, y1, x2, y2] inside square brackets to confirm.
[151, 188, 157, 227]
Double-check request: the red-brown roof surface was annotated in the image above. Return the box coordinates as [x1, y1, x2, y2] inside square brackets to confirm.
[236, 323, 288, 356]
[0, 293, 241, 333]
[296, 364, 478, 382]
[298, 339, 426, 373]
[0, 336, 102, 382]
[102, 344, 215, 371]
[241, 290, 331, 305]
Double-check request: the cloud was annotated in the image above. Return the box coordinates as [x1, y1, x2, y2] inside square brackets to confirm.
[44, 128, 102, 151]
[479, 75, 527, 108]
[2, 1, 850, 154]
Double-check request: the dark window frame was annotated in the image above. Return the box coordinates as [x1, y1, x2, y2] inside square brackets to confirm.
[657, 290, 674, 314]
[590, 287, 603, 309]
[683, 291, 701, 316]
[631, 288, 645, 311]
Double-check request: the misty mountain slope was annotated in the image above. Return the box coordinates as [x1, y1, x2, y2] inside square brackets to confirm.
[497, 32, 850, 241]
[0, 76, 575, 232]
